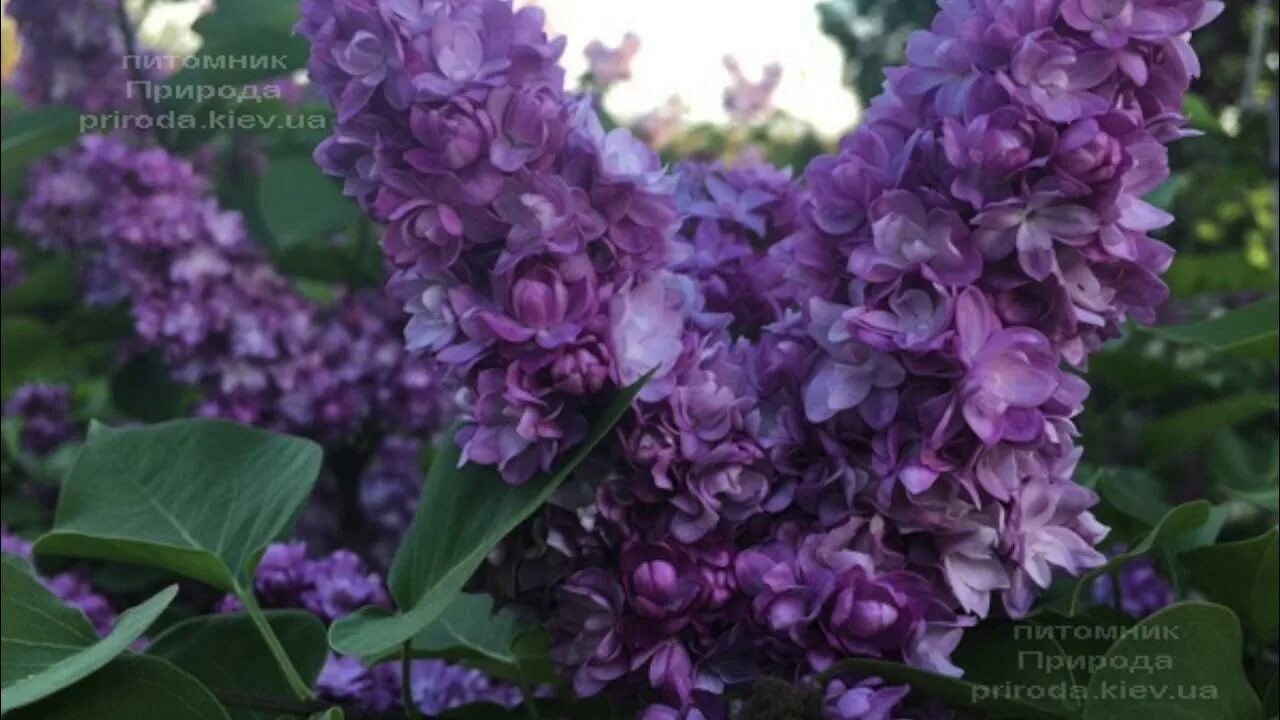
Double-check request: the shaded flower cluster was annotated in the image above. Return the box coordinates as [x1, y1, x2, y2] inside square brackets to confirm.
[2, 527, 116, 636]
[358, 435, 428, 567]
[671, 153, 805, 330]
[300, 0, 678, 485]
[301, 0, 1215, 716]
[1090, 551, 1174, 618]
[3, 383, 79, 456]
[18, 136, 448, 445]
[219, 540, 521, 716]
[5, 0, 135, 112]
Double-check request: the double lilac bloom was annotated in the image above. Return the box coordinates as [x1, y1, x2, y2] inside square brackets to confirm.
[301, 0, 674, 486]
[302, 1, 1215, 717]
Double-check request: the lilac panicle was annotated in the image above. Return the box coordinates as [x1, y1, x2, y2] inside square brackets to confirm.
[18, 136, 448, 445]
[301, 0, 676, 486]
[299, 0, 1215, 715]
[5, 0, 135, 113]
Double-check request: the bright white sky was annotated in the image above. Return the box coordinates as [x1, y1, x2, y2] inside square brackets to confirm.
[143, 0, 860, 137]
[531, 0, 860, 136]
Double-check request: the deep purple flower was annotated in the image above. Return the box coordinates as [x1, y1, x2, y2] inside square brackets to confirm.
[1090, 551, 1175, 617]
[3, 383, 78, 456]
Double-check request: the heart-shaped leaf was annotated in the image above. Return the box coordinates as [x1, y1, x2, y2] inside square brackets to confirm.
[258, 155, 360, 250]
[1146, 295, 1279, 359]
[1180, 527, 1279, 642]
[8, 654, 230, 720]
[1141, 394, 1279, 467]
[1083, 603, 1263, 720]
[396, 594, 556, 685]
[0, 555, 177, 714]
[819, 621, 1080, 719]
[1, 108, 82, 195]
[330, 373, 652, 658]
[1066, 500, 1214, 614]
[34, 419, 322, 592]
[146, 611, 329, 720]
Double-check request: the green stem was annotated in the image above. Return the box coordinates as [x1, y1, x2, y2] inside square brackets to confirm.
[518, 670, 543, 720]
[401, 643, 424, 720]
[239, 588, 315, 700]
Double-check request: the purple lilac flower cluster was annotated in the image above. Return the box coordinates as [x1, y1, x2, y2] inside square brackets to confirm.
[18, 136, 447, 444]
[358, 435, 427, 567]
[3, 383, 79, 456]
[301, 0, 1214, 716]
[2, 527, 116, 636]
[764, 0, 1218, 637]
[219, 541, 521, 716]
[1090, 551, 1174, 618]
[670, 153, 806, 328]
[299, 0, 679, 485]
[5, 0, 135, 113]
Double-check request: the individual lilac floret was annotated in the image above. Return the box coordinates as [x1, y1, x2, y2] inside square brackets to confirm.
[5, 0, 136, 112]
[2, 527, 117, 636]
[823, 676, 911, 720]
[585, 33, 641, 89]
[3, 383, 79, 456]
[722, 56, 782, 124]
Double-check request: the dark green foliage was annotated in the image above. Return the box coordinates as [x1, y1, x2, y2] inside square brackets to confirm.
[739, 677, 822, 720]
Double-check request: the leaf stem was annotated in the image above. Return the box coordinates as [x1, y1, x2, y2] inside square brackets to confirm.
[518, 669, 543, 720]
[113, 0, 166, 147]
[401, 643, 424, 720]
[239, 588, 315, 700]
